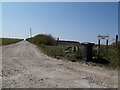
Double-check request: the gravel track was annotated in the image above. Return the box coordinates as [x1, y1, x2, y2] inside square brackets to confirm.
[2, 41, 118, 88]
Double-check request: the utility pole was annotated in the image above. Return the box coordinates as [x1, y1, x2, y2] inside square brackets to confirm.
[30, 28, 32, 38]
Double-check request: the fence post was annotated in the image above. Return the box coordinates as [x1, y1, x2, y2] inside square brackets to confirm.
[106, 39, 108, 52]
[56, 38, 59, 46]
[116, 35, 118, 47]
[98, 39, 100, 58]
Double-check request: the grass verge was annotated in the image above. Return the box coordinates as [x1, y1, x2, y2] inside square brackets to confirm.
[0, 38, 23, 46]
[26, 34, 119, 69]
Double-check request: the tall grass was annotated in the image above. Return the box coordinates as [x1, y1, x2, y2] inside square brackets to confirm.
[92, 43, 119, 69]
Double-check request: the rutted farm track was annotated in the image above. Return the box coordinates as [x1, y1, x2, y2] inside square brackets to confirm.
[2, 41, 118, 88]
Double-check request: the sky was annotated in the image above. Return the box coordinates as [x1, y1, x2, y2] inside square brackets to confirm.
[1, 2, 119, 44]
[1, 0, 120, 2]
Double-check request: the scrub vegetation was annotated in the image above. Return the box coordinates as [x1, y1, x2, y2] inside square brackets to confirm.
[26, 34, 83, 61]
[26, 34, 119, 69]
[92, 43, 119, 69]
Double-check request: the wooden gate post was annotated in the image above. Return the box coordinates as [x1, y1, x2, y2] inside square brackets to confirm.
[98, 39, 100, 58]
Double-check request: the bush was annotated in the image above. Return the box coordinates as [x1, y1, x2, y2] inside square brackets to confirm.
[26, 34, 56, 45]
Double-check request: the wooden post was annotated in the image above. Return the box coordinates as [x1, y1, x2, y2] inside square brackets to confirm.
[106, 39, 108, 52]
[116, 35, 118, 47]
[98, 39, 100, 58]
[98, 39, 100, 48]
[56, 38, 59, 46]
[106, 39, 108, 59]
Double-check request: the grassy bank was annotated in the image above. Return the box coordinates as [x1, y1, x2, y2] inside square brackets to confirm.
[37, 44, 83, 61]
[26, 34, 119, 69]
[0, 38, 23, 46]
[26, 34, 83, 61]
[92, 45, 119, 69]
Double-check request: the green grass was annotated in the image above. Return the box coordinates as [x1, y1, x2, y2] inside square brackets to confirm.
[31, 41, 119, 69]
[26, 34, 119, 69]
[92, 45, 119, 69]
[42, 44, 118, 69]
[30, 42, 83, 61]
[105, 46, 118, 68]
[39, 44, 63, 57]
[0, 38, 23, 46]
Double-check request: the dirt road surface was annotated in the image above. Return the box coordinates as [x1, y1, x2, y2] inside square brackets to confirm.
[2, 41, 118, 88]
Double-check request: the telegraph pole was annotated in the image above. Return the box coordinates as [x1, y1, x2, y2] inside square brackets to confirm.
[30, 28, 32, 38]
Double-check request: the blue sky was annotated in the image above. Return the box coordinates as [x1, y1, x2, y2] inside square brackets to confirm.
[1, 2, 118, 43]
